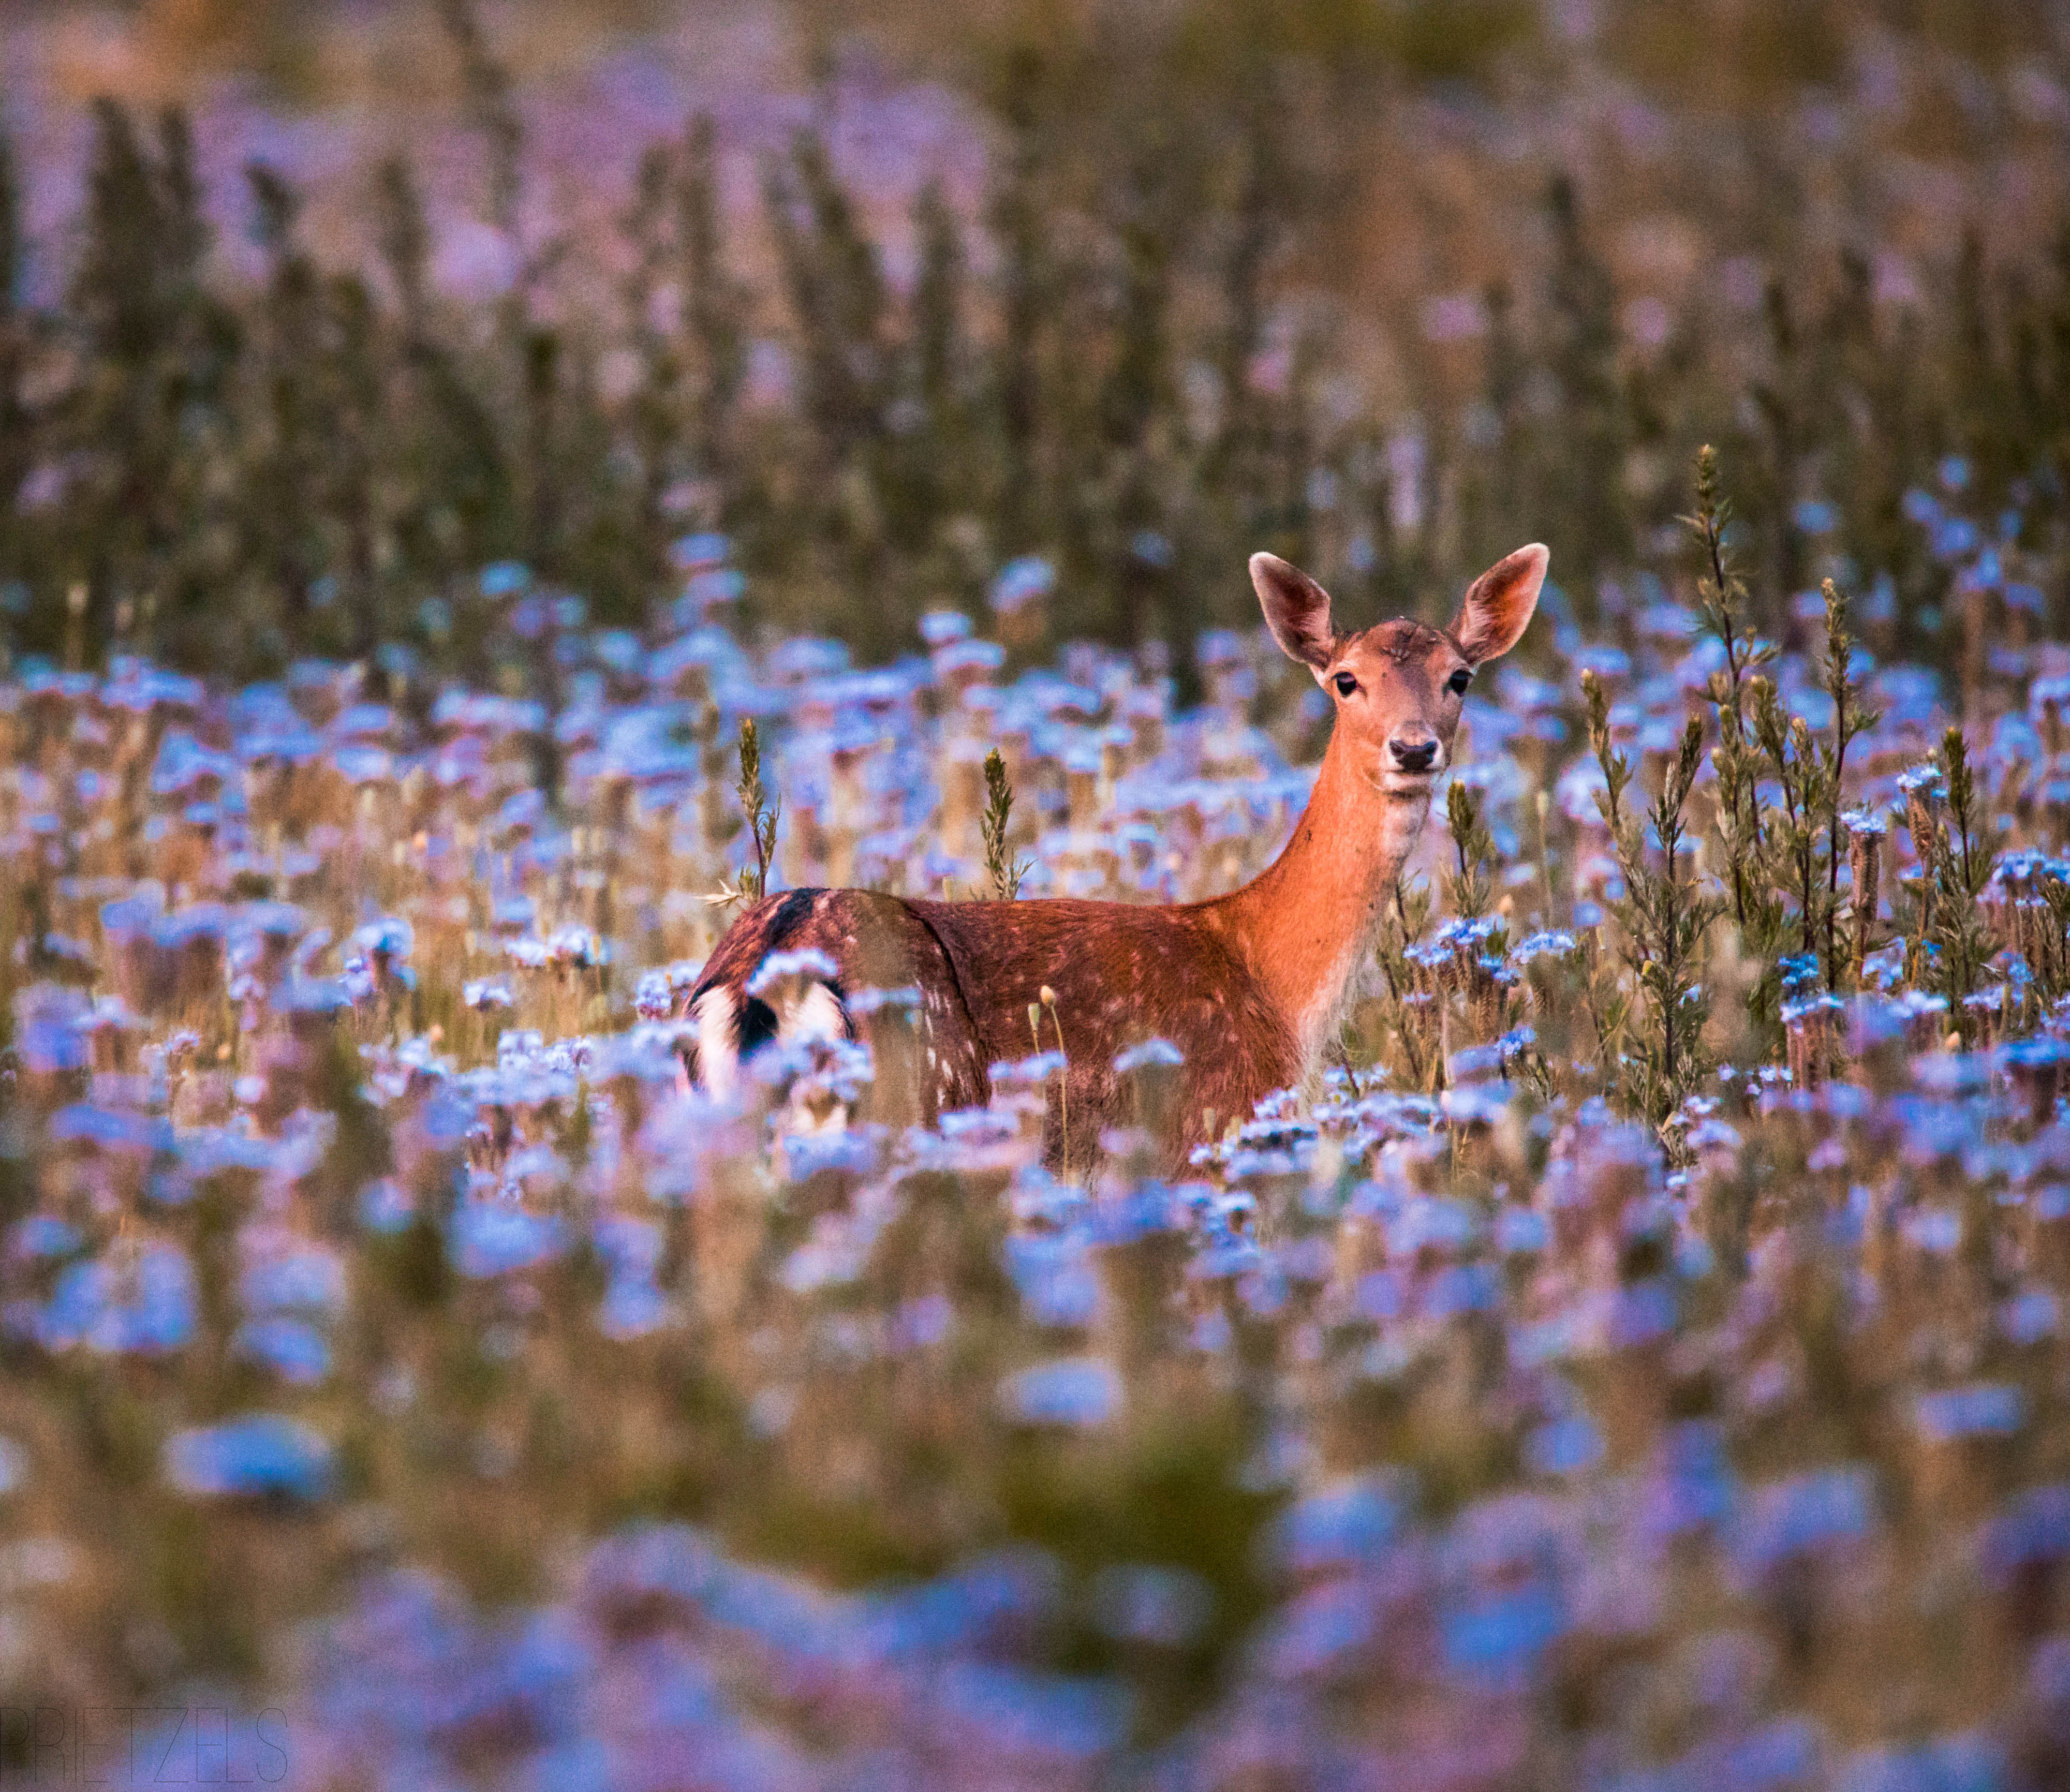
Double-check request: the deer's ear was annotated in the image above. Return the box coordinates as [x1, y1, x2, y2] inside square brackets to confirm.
[1250, 553, 1336, 674]
[1452, 543, 1547, 664]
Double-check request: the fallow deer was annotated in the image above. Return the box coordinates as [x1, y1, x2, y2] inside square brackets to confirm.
[685, 543, 1546, 1168]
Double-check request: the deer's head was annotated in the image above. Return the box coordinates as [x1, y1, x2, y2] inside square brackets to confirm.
[1250, 544, 1547, 799]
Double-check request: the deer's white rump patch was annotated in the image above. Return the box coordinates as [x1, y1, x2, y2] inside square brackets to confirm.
[778, 981, 848, 1047]
[691, 985, 739, 1099]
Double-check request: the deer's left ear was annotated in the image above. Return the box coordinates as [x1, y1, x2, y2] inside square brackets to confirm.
[1451, 543, 1547, 665]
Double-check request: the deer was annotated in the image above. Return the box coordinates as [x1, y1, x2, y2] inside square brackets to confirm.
[683, 543, 1546, 1169]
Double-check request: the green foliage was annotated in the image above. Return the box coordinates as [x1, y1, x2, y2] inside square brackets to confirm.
[1691, 443, 1779, 952]
[4, 7, 2069, 681]
[1816, 577, 1883, 972]
[1585, 672, 1718, 1130]
[436, 0, 524, 244]
[982, 748, 1030, 901]
[1442, 781, 1496, 922]
[1688, 453, 1882, 1062]
[1910, 727, 1997, 1034]
[734, 717, 780, 903]
[678, 112, 749, 489]
[1750, 680, 1839, 968]
[1367, 874, 1436, 1092]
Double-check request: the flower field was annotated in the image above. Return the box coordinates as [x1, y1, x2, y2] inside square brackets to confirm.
[7, 3, 2070, 1788]
[6, 462, 2070, 1788]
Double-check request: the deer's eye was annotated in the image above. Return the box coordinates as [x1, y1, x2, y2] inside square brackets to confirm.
[1446, 668, 1472, 696]
[1333, 672, 1359, 698]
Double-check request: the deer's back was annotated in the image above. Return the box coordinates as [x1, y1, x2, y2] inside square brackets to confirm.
[911, 898, 1296, 1148]
[691, 888, 1296, 1162]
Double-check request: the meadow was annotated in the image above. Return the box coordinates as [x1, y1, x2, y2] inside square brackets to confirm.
[6, 2, 2070, 1788]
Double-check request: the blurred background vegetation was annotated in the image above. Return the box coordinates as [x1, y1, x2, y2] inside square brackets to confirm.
[1, 0, 2067, 684]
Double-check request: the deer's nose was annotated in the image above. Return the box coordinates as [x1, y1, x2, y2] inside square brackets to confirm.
[1389, 734, 1439, 774]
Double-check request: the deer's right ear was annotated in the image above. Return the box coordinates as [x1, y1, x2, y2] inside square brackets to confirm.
[1250, 553, 1336, 675]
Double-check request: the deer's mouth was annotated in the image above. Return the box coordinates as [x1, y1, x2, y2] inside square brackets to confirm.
[1374, 770, 1439, 799]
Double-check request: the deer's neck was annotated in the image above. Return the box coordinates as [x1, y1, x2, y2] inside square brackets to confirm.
[1210, 736, 1430, 1076]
